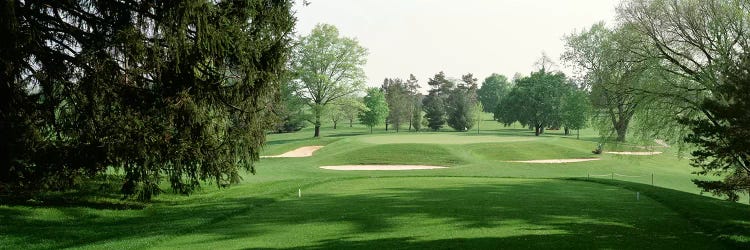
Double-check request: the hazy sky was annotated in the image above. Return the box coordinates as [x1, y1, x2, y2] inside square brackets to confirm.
[294, 0, 620, 89]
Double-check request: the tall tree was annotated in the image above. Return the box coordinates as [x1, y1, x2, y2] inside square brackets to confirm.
[423, 71, 451, 131]
[478, 73, 512, 113]
[619, 0, 750, 201]
[405, 74, 421, 131]
[0, 0, 295, 200]
[562, 22, 657, 142]
[446, 73, 479, 131]
[359, 88, 389, 133]
[561, 88, 592, 139]
[292, 23, 368, 137]
[382, 78, 412, 132]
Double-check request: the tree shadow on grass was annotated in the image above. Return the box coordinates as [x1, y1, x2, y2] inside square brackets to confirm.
[2, 178, 748, 249]
[173, 179, 740, 249]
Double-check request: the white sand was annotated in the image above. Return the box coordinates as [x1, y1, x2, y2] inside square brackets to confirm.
[261, 146, 324, 158]
[320, 165, 447, 171]
[654, 139, 670, 147]
[506, 158, 601, 164]
[605, 151, 663, 155]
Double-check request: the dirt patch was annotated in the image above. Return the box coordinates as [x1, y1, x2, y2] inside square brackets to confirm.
[319, 165, 447, 171]
[605, 151, 662, 155]
[506, 158, 601, 164]
[262, 146, 324, 158]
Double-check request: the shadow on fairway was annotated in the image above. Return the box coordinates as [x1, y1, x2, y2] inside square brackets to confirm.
[176, 179, 746, 249]
[2, 178, 748, 249]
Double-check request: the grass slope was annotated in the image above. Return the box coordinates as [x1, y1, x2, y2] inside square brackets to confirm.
[1, 117, 748, 249]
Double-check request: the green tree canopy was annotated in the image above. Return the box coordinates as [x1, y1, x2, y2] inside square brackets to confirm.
[422, 71, 451, 131]
[359, 88, 389, 133]
[502, 69, 568, 136]
[562, 22, 658, 142]
[619, 0, 750, 201]
[478, 74, 512, 113]
[446, 74, 479, 131]
[0, 0, 295, 200]
[292, 23, 368, 137]
[561, 88, 592, 139]
[382, 77, 417, 132]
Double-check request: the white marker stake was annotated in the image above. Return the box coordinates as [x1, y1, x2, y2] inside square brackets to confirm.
[298, 188, 301, 198]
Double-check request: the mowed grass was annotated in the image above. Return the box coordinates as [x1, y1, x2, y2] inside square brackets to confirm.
[145, 178, 723, 249]
[1, 117, 749, 249]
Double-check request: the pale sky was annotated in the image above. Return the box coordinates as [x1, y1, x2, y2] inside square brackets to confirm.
[294, 0, 620, 90]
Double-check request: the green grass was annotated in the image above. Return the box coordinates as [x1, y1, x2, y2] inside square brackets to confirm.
[1, 116, 748, 249]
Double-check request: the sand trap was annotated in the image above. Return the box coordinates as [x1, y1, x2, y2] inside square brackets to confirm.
[320, 165, 447, 171]
[262, 146, 324, 158]
[654, 139, 670, 147]
[605, 151, 662, 155]
[506, 158, 601, 164]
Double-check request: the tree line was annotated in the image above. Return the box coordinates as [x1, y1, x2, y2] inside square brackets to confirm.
[2, 0, 747, 202]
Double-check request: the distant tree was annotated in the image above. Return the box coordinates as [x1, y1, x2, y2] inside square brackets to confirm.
[359, 88, 389, 133]
[477, 74, 512, 113]
[411, 94, 424, 131]
[505, 69, 568, 136]
[494, 90, 520, 127]
[561, 89, 592, 139]
[473, 102, 484, 134]
[405, 74, 421, 131]
[382, 78, 412, 132]
[339, 97, 366, 128]
[326, 104, 344, 129]
[446, 73, 479, 131]
[276, 79, 310, 133]
[292, 23, 367, 137]
[423, 72, 451, 131]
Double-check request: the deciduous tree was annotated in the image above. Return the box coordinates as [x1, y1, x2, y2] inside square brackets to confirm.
[359, 88, 389, 133]
[619, 0, 750, 200]
[292, 23, 367, 137]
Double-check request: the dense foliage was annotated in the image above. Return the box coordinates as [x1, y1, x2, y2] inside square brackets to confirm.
[446, 74, 479, 131]
[0, 0, 295, 200]
[359, 88, 389, 133]
[477, 73, 511, 113]
[496, 69, 570, 136]
[618, 0, 750, 200]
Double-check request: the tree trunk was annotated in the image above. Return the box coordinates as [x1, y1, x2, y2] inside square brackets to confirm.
[333, 121, 337, 129]
[370, 126, 373, 134]
[385, 122, 388, 131]
[314, 113, 321, 137]
[349, 119, 353, 127]
[535, 125, 541, 136]
[615, 119, 630, 142]
[577, 129, 580, 140]
[564, 127, 570, 135]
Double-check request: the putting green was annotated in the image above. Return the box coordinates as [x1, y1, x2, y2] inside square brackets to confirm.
[149, 177, 718, 249]
[359, 134, 536, 144]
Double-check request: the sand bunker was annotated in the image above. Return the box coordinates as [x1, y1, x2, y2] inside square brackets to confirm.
[605, 151, 662, 155]
[654, 139, 670, 147]
[506, 158, 601, 164]
[262, 146, 324, 158]
[320, 165, 447, 171]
